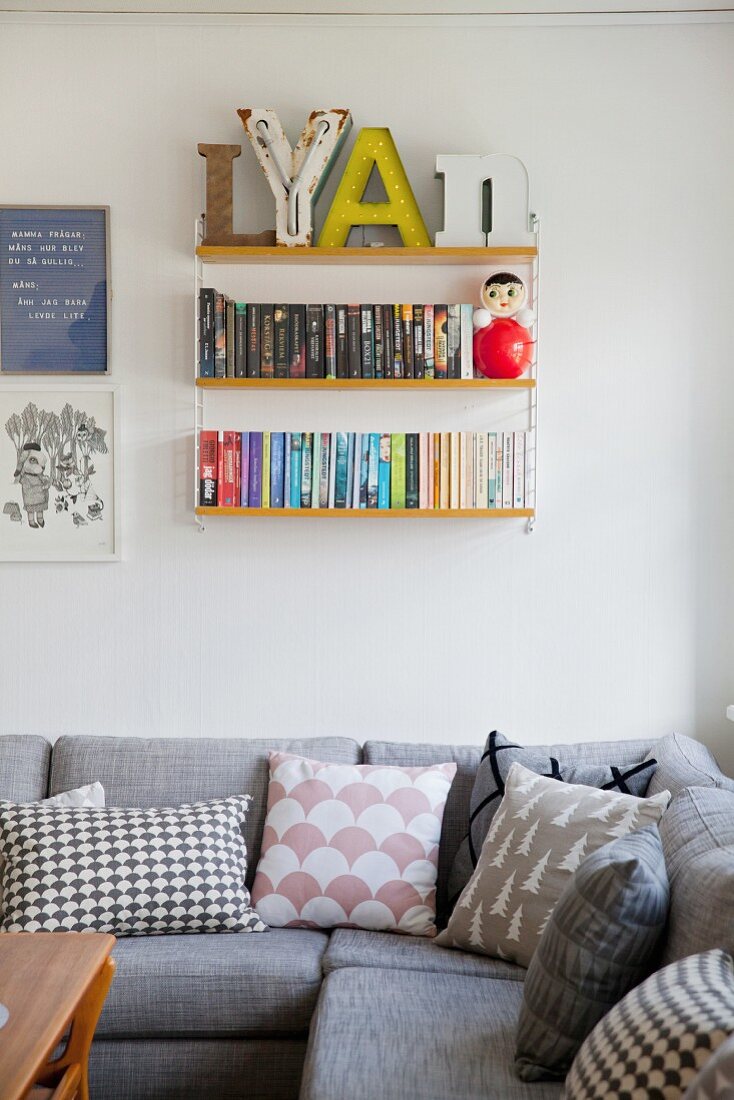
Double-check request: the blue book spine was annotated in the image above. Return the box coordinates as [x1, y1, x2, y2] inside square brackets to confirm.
[367, 433, 379, 509]
[345, 433, 355, 508]
[270, 432, 285, 508]
[240, 431, 249, 506]
[284, 433, 291, 507]
[334, 432, 349, 508]
[359, 434, 370, 509]
[248, 432, 263, 508]
[290, 433, 302, 508]
[378, 433, 391, 509]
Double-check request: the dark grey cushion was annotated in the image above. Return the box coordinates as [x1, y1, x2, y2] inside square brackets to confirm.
[0, 734, 50, 802]
[515, 824, 669, 1082]
[89, 1038, 307, 1100]
[660, 786, 734, 964]
[324, 928, 524, 983]
[645, 733, 734, 798]
[447, 732, 657, 907]
[300, 967, 563, 1100]
[50, 735, 361, 888]
[98, 928, 328, 1038]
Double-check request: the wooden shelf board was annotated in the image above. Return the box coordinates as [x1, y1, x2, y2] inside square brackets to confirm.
[196, 245, 537, 266]
[196, 507, 534, 519]
[196, 377, 535, 390]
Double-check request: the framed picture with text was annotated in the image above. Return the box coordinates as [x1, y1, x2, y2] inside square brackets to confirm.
[0, 205, 110, 374]
[0, 383, 120, 561]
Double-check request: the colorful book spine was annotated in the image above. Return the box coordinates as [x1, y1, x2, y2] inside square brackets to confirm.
[234, 431, 241, 505]
[273, 305, 289, 378]
[284, 433, 291, 507]
[391, 433, 406, 509]
[240, 432, 250, 506]
[270, 432, 285, 508]
[432, 432, 440, 508]
[352, 433, 363, 508]
[382, 304, 394, 379]
[324, 304, 337, 379]
[360, 305, 374, 379]
[249, 432, 262, 508]
[513, 431, 525, 508]
[261, 432, 271, 508]
[214, 293, 226, 378]
[260, 305, 274, 378]
[413, 305, 425, 379]
[440, 431, 450, 508]
[460, 304, 474, 379]
[221, 430, 236, 506]
[289, 433, 302, 508]
[336, 305, 348, 378]
[427, 432, 434, 509]
[199, 288, 215, 378]
[217, 431, 223, 500]
[447, 304, 461, 380]
[487, 432, 497, 508]
[476, 432, 488, 509]
[378, 434, 391, 508]
[434, 305, 448, 380]
[502, 432, 514, 509]
[311, 431, 321, 507]
[347, 305, 361, 379]
[247, 303, 261, 378]
[423, 305, 435, 379]
[373, 306, 384, 379]
[418, 431, 428, 508]
[234, 303, 247, 378]
[334, 432, 349, 508]
[367, 433, 379, 509]
[328, 432, 337, 507]
[392, 304, 404, 379]
[301, 432, 313, 507]
[199, 430, 218, 505]
[402, 305, 414, 379]
[495, 433, 503, 508]
[289, 304, 306, 378]
[226, 298, 235, 378]
[345, 433, 355, 507]
[319, 433, 331, 507]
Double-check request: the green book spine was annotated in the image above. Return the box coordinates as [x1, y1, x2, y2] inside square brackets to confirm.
[405, 433, 419, 508]
[390, 434, 406, 509]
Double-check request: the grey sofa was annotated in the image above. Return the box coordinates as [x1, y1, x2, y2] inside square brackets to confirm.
[1, 731, 731, 1100]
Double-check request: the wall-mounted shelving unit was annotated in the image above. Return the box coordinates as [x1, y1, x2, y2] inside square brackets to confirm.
[194, 219, 539, 528]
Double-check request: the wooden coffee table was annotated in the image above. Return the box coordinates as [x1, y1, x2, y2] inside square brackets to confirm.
[0, 933, 115, 1100]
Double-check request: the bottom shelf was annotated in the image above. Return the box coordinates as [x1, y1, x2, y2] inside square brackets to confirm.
[196, 507, 534, 519]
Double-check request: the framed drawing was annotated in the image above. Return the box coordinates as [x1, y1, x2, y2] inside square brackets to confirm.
[0, 383, 120, 561]
[0, 206, 110, 374]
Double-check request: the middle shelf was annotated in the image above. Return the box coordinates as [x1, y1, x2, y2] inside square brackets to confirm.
[196, 378, 536, 391]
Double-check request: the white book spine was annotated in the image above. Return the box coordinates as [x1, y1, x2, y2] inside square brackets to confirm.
[352, 432, 362, 508]
[524, 429, 536, 511]
[502, 432, 514, 509]
[459, 432, 468, 509]
[450, 432, 460, 509]
[487, 432, 497, 508]
[328, 431, 337, 508]
[476, 432, 487, 508]
[460, 304, 474, 379]
[513, 431, 526, 508]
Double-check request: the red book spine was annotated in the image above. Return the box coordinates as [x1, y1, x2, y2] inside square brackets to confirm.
[199, 430, 218, 507]
[217, 430, 224, 507]
[222, 431, 236, 507]
[234, 431, 241, 506]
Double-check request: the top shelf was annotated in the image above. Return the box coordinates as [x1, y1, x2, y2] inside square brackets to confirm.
[196, 246, 538, 266]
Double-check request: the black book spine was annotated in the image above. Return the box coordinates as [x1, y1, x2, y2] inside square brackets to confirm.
[226, 298, 236, 378]
[392, 304, 403, 379]
[347, 305, 361, 379]
[260, 305, 274, 378]
[360, 305, 374, 379]
[199, 288, 215, 378]
[274, 304, 289, 378]
[413, 304, 425, 379]
[324, 304, 337, 379]
[336, 305, 348, 378]
[306, 304, 324, 378]
[373, 306, 384, 379]
[247, 304, 261, 378]
[214, 293, 226, 378]
[405, 433, 419, 508]
[289, 304, 306, 378]
[382, 305, 394, 379]
[234, 304, 247, 378]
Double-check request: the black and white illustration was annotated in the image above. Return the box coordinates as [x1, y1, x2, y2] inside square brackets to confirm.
[0, 385, 118, 560]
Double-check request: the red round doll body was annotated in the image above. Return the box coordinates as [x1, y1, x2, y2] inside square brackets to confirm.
[472, 272, 535, 380]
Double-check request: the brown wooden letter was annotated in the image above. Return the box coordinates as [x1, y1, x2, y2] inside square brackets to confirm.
[197, 143, 275, 246]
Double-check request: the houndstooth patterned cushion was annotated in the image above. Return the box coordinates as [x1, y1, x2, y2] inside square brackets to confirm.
[0, 796, 267, 936]
[566, 950, 734, 1099]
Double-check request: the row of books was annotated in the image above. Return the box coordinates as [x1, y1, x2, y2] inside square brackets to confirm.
[199, 430, 535, 511]
[198, 292, 477, 381]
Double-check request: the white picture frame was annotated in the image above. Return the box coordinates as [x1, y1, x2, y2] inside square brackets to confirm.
[0, 382, 120, 561]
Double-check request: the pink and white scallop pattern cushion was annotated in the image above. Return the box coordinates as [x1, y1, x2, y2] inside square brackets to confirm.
[251, 752, 457, 937]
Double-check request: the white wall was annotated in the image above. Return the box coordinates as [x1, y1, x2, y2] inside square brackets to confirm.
[1, 12, 733, 773]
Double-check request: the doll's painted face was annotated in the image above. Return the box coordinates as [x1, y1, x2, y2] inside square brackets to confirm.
[481, 276, 527, 319]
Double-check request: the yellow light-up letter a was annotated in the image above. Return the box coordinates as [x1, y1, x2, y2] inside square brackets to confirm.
[317, 127, 431, 248]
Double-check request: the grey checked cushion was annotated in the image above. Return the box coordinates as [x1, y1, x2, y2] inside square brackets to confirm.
[566, 950, 734, 1100]
[645, 733, 734, 799]
[0, 796, 267, 936]
[515, 824, 669, 1082]
[448, 732, 658, 905]
[437, 763, 670, 968]
[0, 734, 50, 802]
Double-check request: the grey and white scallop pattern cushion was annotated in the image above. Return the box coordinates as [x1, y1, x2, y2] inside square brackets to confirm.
[0, 795, 267, 936]
[566, 950, 734, 1100]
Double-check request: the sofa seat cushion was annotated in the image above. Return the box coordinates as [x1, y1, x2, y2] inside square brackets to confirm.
[323, 928, 524, 983]
[299, 967, 563, 1100]
[97, 928, 328, 1038]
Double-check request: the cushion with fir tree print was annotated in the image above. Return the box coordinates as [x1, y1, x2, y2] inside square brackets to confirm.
[436, 762, 670, 968]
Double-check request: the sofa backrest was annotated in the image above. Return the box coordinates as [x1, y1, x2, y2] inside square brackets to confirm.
[364, 737, 654, 923]
[0, 734, 50, 802]
[49, 735, 361, 888]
